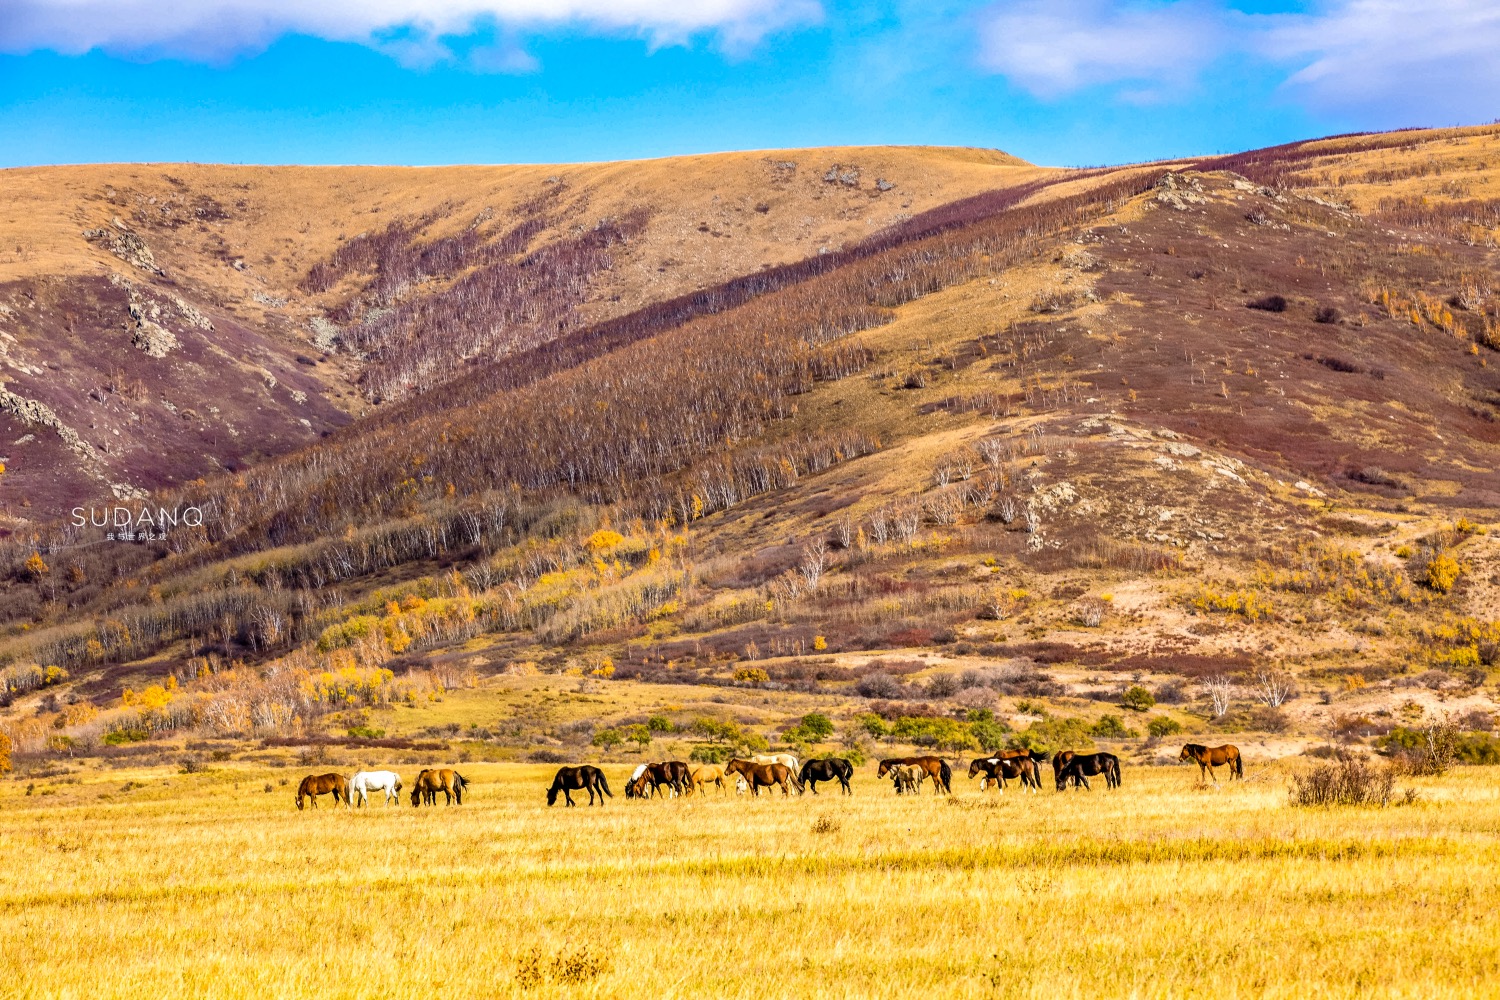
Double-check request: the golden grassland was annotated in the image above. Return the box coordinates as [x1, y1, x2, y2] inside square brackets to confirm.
[3, 761, 1498, 999]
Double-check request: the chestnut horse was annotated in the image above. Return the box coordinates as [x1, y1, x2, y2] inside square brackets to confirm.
[1179, 743, 1243, 782]
[626, 761, 691, 798]
[725, 758, 800, 796]
[689, 764, 729, 795]
[547, 765, 612, 806]
[296, 773, 348, 810]
[876, 756, 952, 794]
[1054, 752, 1121, 791]
[410, 768, 469, 806]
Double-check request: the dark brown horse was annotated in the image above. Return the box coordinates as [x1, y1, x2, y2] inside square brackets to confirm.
[1179, 743, 1243, 782]
[968, 755, 1042, 792]
[725, 758, 800, 796]
[547, 765, 613, 806]
[296, 773, 348, 810]
[626, 761, 691, 798]
[876, 756, 952, 794]
[1051, 750, 1086, 789]
[410, 768, 469, 806]
[1055, 751, 1121, 790]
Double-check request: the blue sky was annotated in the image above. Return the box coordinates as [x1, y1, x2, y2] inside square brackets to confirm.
[1, 0, 1497, 167]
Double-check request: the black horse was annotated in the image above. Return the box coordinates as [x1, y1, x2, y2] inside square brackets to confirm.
[968, 754, 1042, 792]
[1055, 751, 1121, 790]
[546, 765, 613, 806]
[799, 757, 854, 795]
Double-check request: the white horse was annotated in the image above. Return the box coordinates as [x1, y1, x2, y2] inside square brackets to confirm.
[750, 753, 799, 772]
[734, 775, 749, 795]
[350, 770, 403, 807]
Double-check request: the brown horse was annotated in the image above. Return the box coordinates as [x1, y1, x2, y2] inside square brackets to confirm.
[725, 758, 800, 796]
[1179, 743, 1243, 782]
[410, 768, 469, 806]
[626, 761, 692, 798]
[547, 765, 612, 806]
[296, 773, 348, 810]
[876, 756, 952, 794]
[968, 755, 1041, 793]
[689, 763, 729, 795]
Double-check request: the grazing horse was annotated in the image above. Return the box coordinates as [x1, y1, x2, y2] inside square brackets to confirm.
[1055, 752, 1121, 791]
[1052, 750, 1086, 789]
[626, 761, 691, 799]
[798, 757, 853, 795]
[350, 770, 402, 807]
[890, 763, 926, 794]
[725, 758, 800, 796]
[876, 756, 953, 794]
[296, 773, 348, 810]
[410, 768, 469, 806]
[968, 755, 1041, 793]
[546, 765, 612, 806]
[689, 764, 729, 795]
[1179, 743, 1243, 783]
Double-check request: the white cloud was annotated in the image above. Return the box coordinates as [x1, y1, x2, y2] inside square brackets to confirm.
[0, 0, 821, 64]
[975, 0, 1500, 125]
[976, 0, 1230, 99]
[1262, 0, 1500, 124]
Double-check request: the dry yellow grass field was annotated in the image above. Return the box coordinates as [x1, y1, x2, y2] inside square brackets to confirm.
[3, 761, 1498, 999]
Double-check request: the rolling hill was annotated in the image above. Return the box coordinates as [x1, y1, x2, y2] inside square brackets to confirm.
[2, 125, 1499, 769]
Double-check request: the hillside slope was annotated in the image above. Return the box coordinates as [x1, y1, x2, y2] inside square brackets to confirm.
[2, 126, 1500, 772]
[0, 146, 1042, 519]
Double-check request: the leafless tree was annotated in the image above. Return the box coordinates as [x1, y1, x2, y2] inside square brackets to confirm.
[1201, 674, 1234, 717]
[833, 513, 855, 550]
[996, 494, 1019, 525]
[799, 539, 827, 592]
[1255, 667, 1297, 707]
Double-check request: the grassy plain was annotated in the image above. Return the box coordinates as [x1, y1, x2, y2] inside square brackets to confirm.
[2, 761, 1498, 999]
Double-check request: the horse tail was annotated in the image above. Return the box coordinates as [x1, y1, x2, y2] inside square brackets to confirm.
[939, 759, 952, 793]
[453, 772, 468, 804]
[597, 770, 613, 798]
[1232, 751, 1243, 779]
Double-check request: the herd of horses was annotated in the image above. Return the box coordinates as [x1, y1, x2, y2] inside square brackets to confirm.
[539, 743, 1245, 806]
[294, 768, 470, 809]
[295, 743, 1245, 810]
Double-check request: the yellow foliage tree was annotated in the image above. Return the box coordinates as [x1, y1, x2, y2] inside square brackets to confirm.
[24, 552, 48, 578]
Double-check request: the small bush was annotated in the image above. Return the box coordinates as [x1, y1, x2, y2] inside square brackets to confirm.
[1246, 705, 1290, 733]
[1121, 685, 1156, 712]
[1314, 305, 1341, 324]
[1289, 753, 1398, 807]
[1090, 714, 1138, 739]
[811, 816, 841, 834]
[1378, 720, 1460, 775]
[1247, 294, 1288, 312]
[925, 673, 961, 698]
[856, 672, 905, 699]
[1147, 716, 1183, 738]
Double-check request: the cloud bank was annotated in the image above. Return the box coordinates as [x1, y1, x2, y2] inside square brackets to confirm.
[978, 0, 1500, 124]
[0, 0, 822, 63]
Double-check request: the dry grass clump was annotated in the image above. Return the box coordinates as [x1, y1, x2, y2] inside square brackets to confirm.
[1288, 752, 1409, 807]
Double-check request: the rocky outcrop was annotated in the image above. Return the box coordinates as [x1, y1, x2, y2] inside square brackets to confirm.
[83, 218, 164, 275]
[0, 383, 96, 459]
